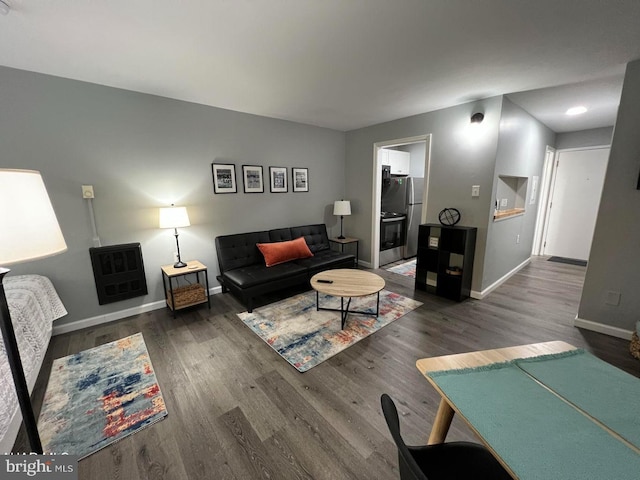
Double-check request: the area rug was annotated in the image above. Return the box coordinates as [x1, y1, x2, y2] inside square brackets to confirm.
[548, 256, 587, 267]
[237, 289, 422, 372]
[38, 332, 167, 459]
[386, 259, 417, 278]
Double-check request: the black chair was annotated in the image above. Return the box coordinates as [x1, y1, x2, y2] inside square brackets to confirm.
[380, 394, 512, 480]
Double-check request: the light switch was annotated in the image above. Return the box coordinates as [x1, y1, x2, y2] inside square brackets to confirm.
[500, 198, 508, 207]
[471, 185, 480, 197]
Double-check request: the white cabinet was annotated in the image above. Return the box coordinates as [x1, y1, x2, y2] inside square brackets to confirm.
[386, 150, 410, 175]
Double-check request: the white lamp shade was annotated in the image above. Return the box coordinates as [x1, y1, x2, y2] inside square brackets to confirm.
[333, 200, 351, 216]
[159, 206, 191, 229]
[0, 169, 67, 266]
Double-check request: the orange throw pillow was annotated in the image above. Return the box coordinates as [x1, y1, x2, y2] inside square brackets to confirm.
[257, 237, 314, 267]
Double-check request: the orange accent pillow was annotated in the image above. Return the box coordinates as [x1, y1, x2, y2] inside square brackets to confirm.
[257, 237, 314, 267]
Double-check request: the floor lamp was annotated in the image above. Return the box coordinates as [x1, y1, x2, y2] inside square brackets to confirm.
[0, 169, 67, 453]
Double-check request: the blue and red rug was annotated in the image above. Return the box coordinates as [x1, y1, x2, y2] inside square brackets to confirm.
[38, 333, 167, 459]
[237, 289, 422, 372]
[386, 259, 417, 278]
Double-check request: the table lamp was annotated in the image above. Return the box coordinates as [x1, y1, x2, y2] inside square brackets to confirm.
[0, 169, 68, 454]
[333, 200, 351, 239]
[159, 205, 190, 268]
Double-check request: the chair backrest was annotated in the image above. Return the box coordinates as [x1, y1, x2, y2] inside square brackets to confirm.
[381, 394, 430, 480]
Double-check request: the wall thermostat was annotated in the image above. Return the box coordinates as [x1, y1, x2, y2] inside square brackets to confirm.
[82, 185, 95, 198]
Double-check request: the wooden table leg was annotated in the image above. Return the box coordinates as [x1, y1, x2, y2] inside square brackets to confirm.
[428, 398, 455, 444]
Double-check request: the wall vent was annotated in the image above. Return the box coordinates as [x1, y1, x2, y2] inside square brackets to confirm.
[89, 243, 148, 305]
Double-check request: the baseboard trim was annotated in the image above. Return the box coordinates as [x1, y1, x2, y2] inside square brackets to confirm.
[358, 260, 372, 269]
[53, 286, 223, 335]
[470, 257, 531, 300]
[573, 317, 633, 340]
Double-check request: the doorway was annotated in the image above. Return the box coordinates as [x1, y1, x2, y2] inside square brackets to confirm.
[532, 146, 556, 255]
[371, 134, 432, 269]
[537, 146, 610, 261]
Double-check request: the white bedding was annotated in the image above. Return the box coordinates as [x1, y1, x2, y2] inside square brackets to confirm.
[0, 274, 67, 453]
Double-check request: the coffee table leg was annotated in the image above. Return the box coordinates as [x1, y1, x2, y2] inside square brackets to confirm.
[316, 290, 319, 311]
[376, 291, 380, 316]
[342, 297, 353, 329]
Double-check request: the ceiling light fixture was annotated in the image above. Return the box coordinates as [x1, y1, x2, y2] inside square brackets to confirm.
[470, 112, 484, 124]
[566, 106, 587, 116]
[0, 1, 10, 15]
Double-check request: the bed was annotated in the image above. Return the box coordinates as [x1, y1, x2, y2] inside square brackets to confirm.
[0, 274, 67, 453]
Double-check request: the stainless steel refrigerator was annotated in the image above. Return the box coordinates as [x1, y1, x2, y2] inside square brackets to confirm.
[403, 177, 423, 258]
[380, 176, 424, 259]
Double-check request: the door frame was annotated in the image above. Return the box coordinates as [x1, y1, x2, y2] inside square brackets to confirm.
[535, 145, 610, 257]
[532, 146, 556, 255]
[371, 134, 432, 269]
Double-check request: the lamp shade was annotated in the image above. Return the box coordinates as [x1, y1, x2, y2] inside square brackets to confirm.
[333, 200, 351, 216]
[0, 169, 67, 266]
[159, 206, 190, 229]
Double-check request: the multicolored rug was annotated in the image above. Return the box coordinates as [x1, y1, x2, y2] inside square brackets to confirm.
[237, 289, 422, 372]
[38, 333, 167, 459]
[386, 259, 416, 278]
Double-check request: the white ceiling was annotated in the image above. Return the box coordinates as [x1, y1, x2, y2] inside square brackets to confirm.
[0, 1, 639, 133]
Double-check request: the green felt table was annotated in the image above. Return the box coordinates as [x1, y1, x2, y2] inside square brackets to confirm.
[416, 341, 640, 479]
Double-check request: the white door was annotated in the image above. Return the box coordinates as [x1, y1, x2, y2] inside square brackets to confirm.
[543, 147, 609, 261]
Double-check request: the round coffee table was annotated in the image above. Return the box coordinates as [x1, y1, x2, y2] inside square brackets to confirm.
[310, 269, 386, 329]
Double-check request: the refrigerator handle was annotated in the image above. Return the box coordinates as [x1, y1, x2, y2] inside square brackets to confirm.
[406, 207, 414, 235]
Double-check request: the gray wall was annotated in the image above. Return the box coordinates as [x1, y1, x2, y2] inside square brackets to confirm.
[578, 59, 640, 332]
[345, 97, 503, 292]
[555, 127, 613, 150]
[0, 66, 346, 327]
[405, 142, 428, 177]
[483, 98, 556, 288]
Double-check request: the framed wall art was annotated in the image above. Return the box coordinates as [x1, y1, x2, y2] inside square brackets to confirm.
[292, 167, 309, 192]
[211, 163, 237, 194]
[269, 166, 288, 193]
[242, 165, 264, 193]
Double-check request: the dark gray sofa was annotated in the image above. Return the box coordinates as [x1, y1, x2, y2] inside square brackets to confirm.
[215, 224, 355, 312]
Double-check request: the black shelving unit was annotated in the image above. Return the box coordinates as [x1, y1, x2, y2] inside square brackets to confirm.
[415, 224, 477, 301]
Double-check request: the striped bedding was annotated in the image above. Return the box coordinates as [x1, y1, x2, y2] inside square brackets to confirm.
[0, 275, 67, 453]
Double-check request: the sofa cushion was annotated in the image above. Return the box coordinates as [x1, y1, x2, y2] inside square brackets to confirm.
[291, 224, 330, 253]
[223, 262, 307, 288]
[294, 249, 355, 272]
[215, 231, 270, 272]
[257, 237, 313, 267]
[268, 227, 293, 242]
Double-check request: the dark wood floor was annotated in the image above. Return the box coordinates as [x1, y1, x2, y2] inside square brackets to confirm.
[14, 256, 639, 479]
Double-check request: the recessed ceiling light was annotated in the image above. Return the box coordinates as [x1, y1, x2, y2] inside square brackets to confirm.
[566, 106, 588, 116]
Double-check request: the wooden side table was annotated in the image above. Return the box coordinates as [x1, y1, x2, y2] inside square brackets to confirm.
[161, 260, 211, 318]
[329, 237, 359, 266]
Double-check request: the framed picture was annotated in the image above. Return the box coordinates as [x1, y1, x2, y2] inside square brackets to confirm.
[211, 163, 237, 194]
[242, 165, 264, 193]
[292, 167, 309, 192]
[269, 166, 288, 193]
